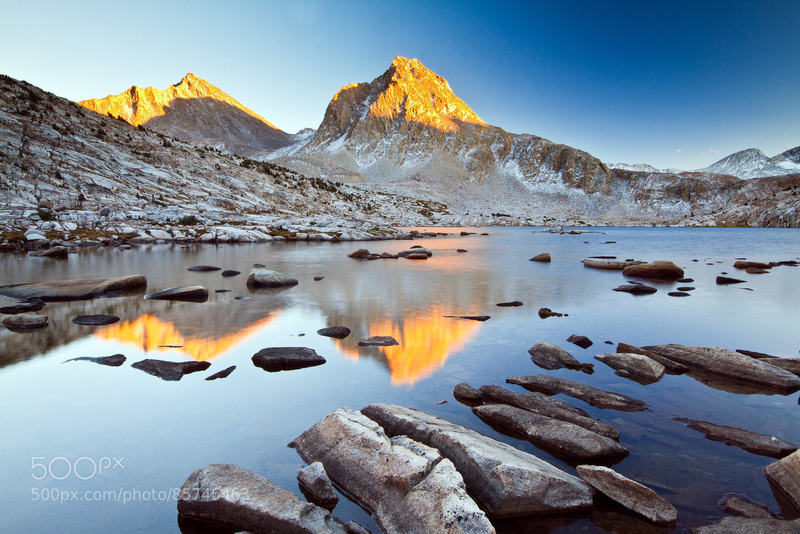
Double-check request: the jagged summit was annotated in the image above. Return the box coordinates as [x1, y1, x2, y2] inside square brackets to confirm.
[699, 147, 800, 179]
[79, 73, 293, 155]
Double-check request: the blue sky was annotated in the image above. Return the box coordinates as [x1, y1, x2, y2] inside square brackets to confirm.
[2, 0, 798, 169]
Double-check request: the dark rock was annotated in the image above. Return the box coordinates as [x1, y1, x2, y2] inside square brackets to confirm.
[0, 299, 45, 314]
[398, 247, 432, 258]
[317, 326, 351, 339]
[444, 315, 490, 321]
[765, 451, 800, 513]
[718, 493, 777, 519]
[379, 252, 398, 259]
[678, 286, 695, 291]
[613, 283, 657, 295]
[589, 255, 617, 259]
[746, 267, 769, 274]
[178, 464, 349, 533]
[497, 300, 523, 307]
[530, 253, 551, 262]
[358, 336, 398, 347]
[29, 246, 68, 259]
[567, 334, 593, 349]
[298, 461, 338, 508]
[736, 348, 776, 359]
[187, 265, 221, 272]
[595, 352, 665, 382]
[0, 275, 147, 301]
[145, 286, 208, 302]
[253, 263, 266, 268]
[220, 269, 240, 277]
[734, 261, 770, 270]
[622, 261, 684, 280]
[668, 291, 690, 297]
[2, 314, 48, 330]
[507, 374, 648, 411]
[64, 354, 126, 367]
[538, 307, 563, 318]
[677, 277, 694, 283]
[205, 365, 236, 380]
[247, 269, 299, 288]
[252, 347, 326, 372]
[617, 342, 689, 374]
[717, 276, 746, 285]
[456, 249, 468, 253]
[674, 417, 797, 458]
[348, 249, 371, 259]
[214, 289, 231, 293]
[406, 252, 429, 260]
[314, 276, 324, 281]
[529, 342, 593, 373]
[473, 404, 628, 460]
[71, 314, 120, 326]
[686, 517, 800, 533]
[453, 383, 483, 402]
[576, 465, 677, 524]
[132, 359, 211, 381]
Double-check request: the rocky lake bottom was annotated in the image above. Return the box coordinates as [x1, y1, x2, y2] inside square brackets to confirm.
[1, 226, 799, 533]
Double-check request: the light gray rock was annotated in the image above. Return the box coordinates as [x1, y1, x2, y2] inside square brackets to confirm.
[360, 403, 594, 517]
[358, 336, 398, 347]
[144, 286, 208, 302]
[0, 275, 147, 301]
[528, 342, 594, 373]
[643, 344, 800, 394]
[473, 404, 628, 460]
[583, 258, 644, 270]
[397, 247, 432, 257]
[686, 517, 800, 533]
[762, 357, 800, 378]
[617, 342, 689, 374]
[765, 450, 800, 512]
[478, 384, 619, 440]
[507, 375, 648, 411]
[246, 269, 299, 288]
[178, 464, 348, 533]
[298, 462, 338, 507]
[290, 408, 494, 533]
[595, 352, 665, 382]
[674, 417, 797, 458]
[576, 465, 677, 525]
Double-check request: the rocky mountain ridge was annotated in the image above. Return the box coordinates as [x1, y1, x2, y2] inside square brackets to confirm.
[697, 147, 800, 179]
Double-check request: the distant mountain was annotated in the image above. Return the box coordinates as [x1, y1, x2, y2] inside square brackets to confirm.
[697, 147, 800, 179]
[609, 162, 663, 173]
[78, 73, 295, 156]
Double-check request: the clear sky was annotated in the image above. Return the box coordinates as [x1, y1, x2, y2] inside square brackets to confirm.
[2, 0, 798, 169]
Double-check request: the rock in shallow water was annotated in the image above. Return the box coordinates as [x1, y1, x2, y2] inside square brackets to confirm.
[29, 246, 68, 259]
[64, 354, 126, 367]
[616, 342, 689, 374]
[132, 359, 211, 381]
[297, 461, 338, 508]
[567, 334, 593, 349]
[71, 314, 120, 326]
[316, 326, 351, 339]
[0, 299, 45, 314]
[145, 286, 208, 302]
[205, 365, 236, 380]
[537, 307, 563, 318]
[246, 269, 298, 288]
[358, 336, 398, 347]
[2, 314, 48, 330]
[576, 465, 677, 525]
[497, 300, 523, 307]
[528, 342, 594, 373]
[717, 275, 746, 285]
[674, 417, 797, 458]
[613, 283, 657, 295]
[0, 275, 147, 301]
[718, 493, 777, 519]
[529, 252, 551, 262]
[583, 258, 644, 270]
[444, 315, 490, 321]
[453, 383, 484, 403]
[686, 517, 800, 533]
[187, 265, 221, 272]
[622, 261, 684, 281]
[252, 347, 326, 372]
[507, 375, 648, 411]
[220, 269, 240, 277]
[765, 450, 800, 512]
[595, 352, 665, 382]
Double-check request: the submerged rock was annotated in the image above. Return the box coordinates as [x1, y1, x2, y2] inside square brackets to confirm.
[718, 493, 777, 519]
[252, 347, 326, 372]
[358, 336, 398, 347]
[473, 404, 628, 460]
[178, 464, 349, 533]
[567, 334, 593, 349]
[64, 354, 126, 367]
[2, 314, 48, 330]
[187, 265, 221, 272]
[479, 384, 620, 440]
[317, 326, 351, 339]
[290, 408, 494, 533]
[71, 314, 120, 326]
[613, 283, 657, 295]
[642, 345, 800, 394]
[616, 342, 689, 374]
[205, 365, 236, 380]
[443, 315, 490, 321]
[576, 465, 677, 525]
[507, 375, 648, 411]
[0, 275, 147, 301]
[453, 383, 483, 403]
[765, 451, 800, 513]
[674, 417, 797, 458]
[595, 352, 665, 382]
[686, 517, 800, 533]
[132, 359, 211, 381]
[298, 461, 338, 508]
[360, 403, 594, 517]
[246, 269, 299, 288]
[0, 299, 45, 314]
[622, 261, 684, 280]
[529, 252, 551, 262]
[528, 342, 594, 373]
[29, 246, 68, 259]
[145, 286, 209, 302]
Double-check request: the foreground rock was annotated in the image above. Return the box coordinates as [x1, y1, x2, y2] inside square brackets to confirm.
[2, 314, 48, 330]
[0, 299, 45, 314]
[613, 283, 657, 295]
[71, 314, 120, 326]
[507, 375, 648, 411]
[622, 261, 684, 280]
[642, 345, 800, 394]
[0, 275, 147, 301]
[765, 450, 800, 512]
[567, 334, 593, 349]
[246, 269, 299, 288]
[317, 326, 351, 339]
[298, 461, 338, 508]
[674, 417, 797, 458]
[453, 383, 483, 403]
[686, 517, 800, 533]
[144, 286, 208, 302]
[479, 385, 620, 440]
[132, 359, 211, 381]
[718, 493, 777, 519]
[595, 352, 665, 382]
[178, 464, 349, 533]
[529, 253, 551, 262]
[360, 403, 594, 516]
[473, 404, 628, 460]
[617, 342, 689, 374]
[205, 365, 236, 380]
[29, 246, 68, 259]
[358, 336, 398, 347]
[290, 408, 494, 533]
[252, 347, 326, 372]
[576, 465, 677, 525]
[583, 258, 644, 270]
[528, 342, 593, 373]
[762, 357, 800, 377]
[64, 354, 126, 367]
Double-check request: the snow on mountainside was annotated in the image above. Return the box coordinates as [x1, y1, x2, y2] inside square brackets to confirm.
[698, 147, 800, 179]
[609, 162, 663, 173]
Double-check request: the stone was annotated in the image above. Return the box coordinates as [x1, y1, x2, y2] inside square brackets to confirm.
[358, 336, 398, 347]
[252, 347, 326, 372]
[64, 354, 126, 367]
[453, 383, 483, 403]
[734, 261, 770, 270]
[765, 451, 800, 513]
[187, 265, 222, 272]
[595, 352, 666, 382]
[132, 359, 211, 381]
[613, 283, 657, 295]
[398, 247, 432, 258]
[718, 493, 777, 519]
[616, 342, 689, 374]
[0, 299, 45, 314]
[457, 249, 468, 253]
[246, 269, 299, 288]
[0, 275, 147, 301]
[717, 275, 746, 285]
[29, 246, 68, 259]
[205, 365, 236, 380]
[583, 258, 644, 270]
[677, 277, 694, 283]
[678, 286, 695, 291]
[479, 385, 619, 440]
[406, 252, 429, 260]
[145, 286, 209, 302]
[290, 408, 494, 533]
[178, 464, 348, 533]
[746, 267, 769, 274]
[496, 301, 523, 307]
[622, 261, 684, 280]
[686, 517, 800, 534]
[567, 334, 593, 349]
[576, 465, 677, 525]
[360, 403, 594, 517]
[763, 358, 800, 377]
[538, 307, 563, 318]
[674, 417, 797, 458]
[317, 326, 351, 339]
[297, 461, 338, 507]
[528, 342, 594, 373]
[71, 314, 120, 326]
[2, 314, 48, 330]
[444, 315, 490, 321]
[314, 276, 325, 281]
[668, 291, 690, 297]
[529, 252, 551, 262]
[221, 269, 240, 277]
[642, 345, 800, 394]
[507, 375, 648, 411]
[473, 404, 628, 460]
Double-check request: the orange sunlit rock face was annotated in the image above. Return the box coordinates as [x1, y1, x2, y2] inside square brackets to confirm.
[339, 308, 482, 385]
[95, 313, 279, 362]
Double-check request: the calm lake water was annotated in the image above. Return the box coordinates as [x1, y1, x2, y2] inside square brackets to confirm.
[1, 226, 799, 533]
